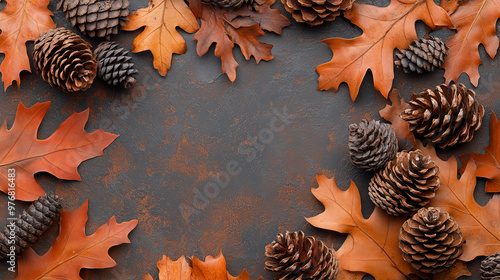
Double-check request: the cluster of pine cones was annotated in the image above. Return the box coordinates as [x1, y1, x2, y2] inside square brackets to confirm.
[32, 0, 138, 93]
[346, 82, 485, 275]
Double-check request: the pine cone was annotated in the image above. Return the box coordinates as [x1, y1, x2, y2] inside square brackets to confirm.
[265, 231, 339, 280]
[33, 28, 97, 93]
[401, 83, 485, 148]
[0, 193, 62, 259]
[94, 41, 138, 88]
[480, 253, 500, 280]
[281, 0, 354, 26]
[57, 0, 130, 39]
[368, 149, 440, 216]
[399, 207, 464, 275]
[348, 119, 398, 171]
[395, 37, 448, 74]
[202, 0, 253, 8]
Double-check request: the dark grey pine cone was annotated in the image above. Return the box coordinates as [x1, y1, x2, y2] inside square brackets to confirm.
[395, 37, 448, 74]
[480, 253, 500, 280]
[57, 0, 130, 39]
[369, 150, 440, 216]
[202, 0, 254, 8]
[401, 83, 485, 148]
[399, 207, 464, 275]
[265, 231, 339, 280]
[94, 41, 138, 88]
[348, 119, 398, 171]
[0, 193, 62, 259]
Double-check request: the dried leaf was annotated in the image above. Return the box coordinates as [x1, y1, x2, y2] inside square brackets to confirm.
[0, 102, 118, 201]
[316, 0, 453, 101]
[146, 252, 263, 280]
[122, 0, 200, 76]
[441, 0, 500, 86]
[187, 0, 290, 82]
[16, 200, 138, 279]
[459, 112, 500, 193]
[0, 0, 55, 90]
[379, 90, 416, 149]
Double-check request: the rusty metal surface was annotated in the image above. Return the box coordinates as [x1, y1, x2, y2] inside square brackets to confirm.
[0, 0, 500, 279]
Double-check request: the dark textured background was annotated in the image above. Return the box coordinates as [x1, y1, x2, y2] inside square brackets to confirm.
[0, 0, 499, 279]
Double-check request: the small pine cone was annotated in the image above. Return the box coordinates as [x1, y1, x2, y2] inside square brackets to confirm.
[0, 193, 62, 259]
[480, 253, 500, 280]
[368, 150, 440, 216]
[399, 207, 464, 275]
[401, 83, 485, 148]
[202, 0, 253, 8]
[265, 231, 338, 280]
[33, 28, 97, 93]
[94, 41, 138, 88]
[395, 37, 448, 74]
[281, 0, 354, 26]
[349, 119, 398, 171]
[57, 0, 130, 39]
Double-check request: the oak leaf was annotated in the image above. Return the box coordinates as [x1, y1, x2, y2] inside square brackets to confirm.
[441, 0, 500, 86]
[0, 102, 118, 201]
[316, 0, 453, 101]
[16, 200, 138, 279]
[459, 112, 500, 193]
[188, 0, 290, 82]
[0, 0, 55, 90]
[122, 0, 200, 76]
[379, 90, 416, 150]
[145, 252, 263, 280]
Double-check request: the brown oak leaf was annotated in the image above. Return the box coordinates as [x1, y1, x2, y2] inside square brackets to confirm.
[145, 252, 263, 280]
[441, 0, 500, 86]
[417, 142, 500, 261]
[16, 200, 138, 279]
[316, 0, 453, 101]
[0, 102, 118, 201]
[0, 0, 55, 90]
[187, 0, 290, 82]
[122, 0, 200, 76]
[379, 90, 416, 150]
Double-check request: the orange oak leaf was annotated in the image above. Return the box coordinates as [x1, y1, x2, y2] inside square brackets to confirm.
[379, 90, 416, 149]
[459, 112, 500, 193]
[187, 0, 290, 82]
[417, 142, 500, 261]
[16, 200, 138, 279]
[316, 0, 453, 101]
[306, 175, 428, 280]
[122, 0, 200, 76]
[0, 102, 118, 201]
[441, 0, 500, 86]
[144, 252, 263, 280]
[0, 0, 55, 90]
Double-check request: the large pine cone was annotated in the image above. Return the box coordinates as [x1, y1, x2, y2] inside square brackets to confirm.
[480, 253, 500, 280]
[349, 119, 398, 172]
[0, 193, 62, 259]
[369, 150, 440, 216]
[57, 0, 130, 39]
[399, 207, 464, 275]
[282, 0, 354, 26]
[395, 37, 448, 74]
[33, 28, 97, 93]
[401, 83, 485, 148]
[202, 0, 253, 8]
[265, 231, 338, 280]
[94, 41, 138, 88]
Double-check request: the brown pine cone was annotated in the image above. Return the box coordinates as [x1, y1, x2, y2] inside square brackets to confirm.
[368, 149, 440, 216]
[348, 119, 398, 172]
[202, 0, 253, 8]
[57, 0, 130, 39]
[33, 28, 97, 93]
[265, 231, 338, 280]
[281, 0, 354, 26]
[401, 83, 485, 148]
[395, 37, 448, 74]
[480, 253, 500, 280]
[0, 193, 62, 259]
[94, 41, 138, 88]
[399, 207, 464, 275]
